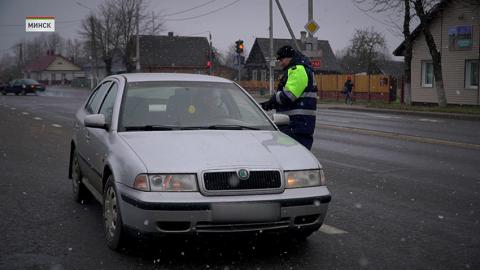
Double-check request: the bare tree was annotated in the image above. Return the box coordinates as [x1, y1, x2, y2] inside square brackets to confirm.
[353, 0, 447, 106]
[81, 0, 164, 73]
[413, 0, 447, 107]
[338, 28, 387, 74]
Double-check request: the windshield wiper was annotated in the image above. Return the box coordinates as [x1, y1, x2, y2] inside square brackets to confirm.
[181, 125, 260, 130]
[124, 125, 178, 131]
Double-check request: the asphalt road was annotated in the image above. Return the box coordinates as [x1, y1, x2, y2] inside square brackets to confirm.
[1, 87, 479, 270]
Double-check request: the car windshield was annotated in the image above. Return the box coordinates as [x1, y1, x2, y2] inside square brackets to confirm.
[23, 79, 39, 84]
[119, 81, 275, 131]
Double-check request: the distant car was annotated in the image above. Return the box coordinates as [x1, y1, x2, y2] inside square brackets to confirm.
[1, 79, 45, 95]
[69, 73, 331, 250]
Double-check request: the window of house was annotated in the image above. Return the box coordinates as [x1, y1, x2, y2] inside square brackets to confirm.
[261, 70, 266, 81]
[306, 43, 313, 51]
[252, 70, 258, 81]
[421, 61, 433, 88]
[465, 60, 479, 89]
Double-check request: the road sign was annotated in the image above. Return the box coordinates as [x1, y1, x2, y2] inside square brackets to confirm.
[304, 19, 319, 36]
[311, 60, 321, 69]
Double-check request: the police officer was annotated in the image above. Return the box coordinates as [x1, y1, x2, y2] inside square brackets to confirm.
[261, 45, 317, 150]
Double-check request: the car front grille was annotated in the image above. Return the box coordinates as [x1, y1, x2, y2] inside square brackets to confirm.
[203, 170, 282, 191]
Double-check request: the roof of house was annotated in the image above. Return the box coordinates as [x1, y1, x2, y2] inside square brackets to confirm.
[393, 0, 450, 56]
[24, 55, 57, 72]
[247, 37, 343, 73]
[24, 54, 81, 72]
[138, 35, 210, 68]
[376, 61, 405, 77]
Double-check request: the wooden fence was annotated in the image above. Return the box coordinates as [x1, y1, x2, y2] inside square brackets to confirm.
[240, 74, 396, 102]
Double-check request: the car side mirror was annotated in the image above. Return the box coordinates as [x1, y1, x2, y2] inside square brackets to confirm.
[84, 114, 107, 129]
[272, 113, 290, 126]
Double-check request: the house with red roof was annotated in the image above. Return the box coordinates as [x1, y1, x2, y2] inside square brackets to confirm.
[24, 51, 86, 85]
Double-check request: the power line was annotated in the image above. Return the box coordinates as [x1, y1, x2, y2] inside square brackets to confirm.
[161, 0, 217, 17]
[164, 0, 241, 22]
[184, 30, 211, 36]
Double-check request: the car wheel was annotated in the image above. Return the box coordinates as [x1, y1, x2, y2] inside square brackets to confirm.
[104, 176, 129, 250]
[21, 90, 26, 95]
[71, 152, 89, 203]
[0, 91, 5, 95]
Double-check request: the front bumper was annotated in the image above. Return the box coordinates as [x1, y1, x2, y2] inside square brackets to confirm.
[117, 183, 331, 234]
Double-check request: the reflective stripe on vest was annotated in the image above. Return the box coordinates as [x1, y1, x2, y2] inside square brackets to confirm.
[300, 92, 317, 98]
[281, 109, 317, 116]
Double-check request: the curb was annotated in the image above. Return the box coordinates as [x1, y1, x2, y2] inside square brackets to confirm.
[322, 106, 480, 121]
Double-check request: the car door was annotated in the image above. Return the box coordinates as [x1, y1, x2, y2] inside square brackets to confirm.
[87, 81, 119, 194]
[79, 81, 112, 191]
[74, 84, 102, 180]
[8, 80, 19, 93]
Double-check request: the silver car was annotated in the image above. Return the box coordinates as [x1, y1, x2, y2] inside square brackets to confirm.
[68, 73, 331, 250]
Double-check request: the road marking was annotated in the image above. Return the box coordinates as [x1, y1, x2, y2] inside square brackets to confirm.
[34, 117, 42, 120]
[419, 118, 439, 123]
[22, 112, 29, 115]
[319, 224, 348, 235]
[10, 107, 16, 110]
[321, 159, 374, 173]
[51, 124, 62, 128]
[317, 123, 480, 150]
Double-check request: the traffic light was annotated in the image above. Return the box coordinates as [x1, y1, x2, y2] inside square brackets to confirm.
[235, 40, 244, 54]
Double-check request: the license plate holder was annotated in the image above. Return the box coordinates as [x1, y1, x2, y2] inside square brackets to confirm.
[211, 202, 280, 223]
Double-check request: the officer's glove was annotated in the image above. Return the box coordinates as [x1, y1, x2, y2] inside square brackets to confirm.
[260, 100, 272, 110]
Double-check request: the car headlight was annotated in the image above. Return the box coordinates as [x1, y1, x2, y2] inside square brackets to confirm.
[134, 174, 198, 191]
[285, 169, 326, 188]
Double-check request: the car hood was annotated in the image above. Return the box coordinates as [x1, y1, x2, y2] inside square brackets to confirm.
[119, 130, 320, 173]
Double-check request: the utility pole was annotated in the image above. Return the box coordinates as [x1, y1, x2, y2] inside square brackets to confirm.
[209, 32, 213, 75]
[308, 0, 313, 37]
[136, 3, 140, 72]
[269, 0, 274, 95]
[274, 0, 301, 52]
[17, 43, 23, 68]
[89, 15, 97, 88]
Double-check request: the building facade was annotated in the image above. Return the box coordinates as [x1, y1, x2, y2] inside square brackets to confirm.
[244, 32, 342, 82]
[394, 0, 480, 105]
[24, 53, 85, 85]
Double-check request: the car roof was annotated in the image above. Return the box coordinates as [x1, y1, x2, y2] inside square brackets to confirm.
[114, 73, 233, 84]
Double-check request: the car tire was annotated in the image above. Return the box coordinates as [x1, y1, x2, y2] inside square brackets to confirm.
[71, 152, 89, 203]
[104, 176, 129, 250]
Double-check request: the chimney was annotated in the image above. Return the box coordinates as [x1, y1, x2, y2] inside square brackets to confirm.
[300, 31, 307, 43]
[168, 32, 174, 37]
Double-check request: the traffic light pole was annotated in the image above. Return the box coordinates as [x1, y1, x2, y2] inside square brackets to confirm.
[237, 54, 241, 82]
[269, 0, 274, 95]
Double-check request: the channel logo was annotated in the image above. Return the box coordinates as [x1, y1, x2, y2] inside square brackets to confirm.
[25, 16, 55, 32]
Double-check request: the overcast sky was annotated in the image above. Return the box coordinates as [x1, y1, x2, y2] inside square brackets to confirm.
[0, 0, 404, 58]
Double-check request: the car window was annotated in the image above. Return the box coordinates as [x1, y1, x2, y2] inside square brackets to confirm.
[98, 83, 118, 124]
[86, 82, 112, 114]
[24, 79, 39, 84]
[119, 81, 274, 130]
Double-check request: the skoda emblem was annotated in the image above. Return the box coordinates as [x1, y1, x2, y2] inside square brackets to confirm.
[237, 169, 250, 180]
